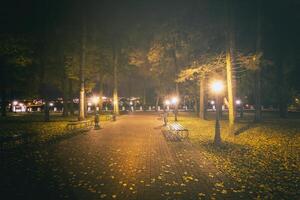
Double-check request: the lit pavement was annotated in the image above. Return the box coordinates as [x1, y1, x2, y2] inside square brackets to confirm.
[1, 113, 244, 199]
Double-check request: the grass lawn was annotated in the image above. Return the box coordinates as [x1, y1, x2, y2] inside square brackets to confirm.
[169, 112, 300, 199]
[0, 112, 111, 146]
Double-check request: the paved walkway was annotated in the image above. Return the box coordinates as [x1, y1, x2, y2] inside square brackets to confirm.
[1, 113, 242, 200]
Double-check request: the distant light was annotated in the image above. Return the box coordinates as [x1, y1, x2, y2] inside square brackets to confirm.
[236, 100, 241, 105]
[13, 101, 18, 106]
[130, 101, 133, 105]
[171, 97, 179, 105]
[88, 102, 92, 106]
[165, 100, 170, 106]
[211, 100, 215, 105]
[91, 96, 99, 105]
[102, 96, 107, 100]
[211, 81, 224, 93]
[49, 102, 54, 107]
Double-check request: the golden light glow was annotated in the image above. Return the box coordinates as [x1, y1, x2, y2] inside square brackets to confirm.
[91, 96, 99, 105]
[164, 100, 170, 106]
[171, 97, 179, 104]
[211, 80, 224, 93]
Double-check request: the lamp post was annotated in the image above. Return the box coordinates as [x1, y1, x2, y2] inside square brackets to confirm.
[236, 99, 243, 118]
[92, 96, 100, 130]
[171, 96, 179, 121]
[211, 81, 224, 145]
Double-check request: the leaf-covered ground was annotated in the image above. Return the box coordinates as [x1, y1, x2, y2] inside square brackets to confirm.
[0, 113, 248, 200]
[169, 113, 300, 199]
[0, 113, 111, 146]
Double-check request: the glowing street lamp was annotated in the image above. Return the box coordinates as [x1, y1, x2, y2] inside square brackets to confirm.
[211, 80, 224, 145]
[211, 80, 224, 94]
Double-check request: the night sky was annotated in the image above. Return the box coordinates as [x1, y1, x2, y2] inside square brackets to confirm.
[1, 0, 299, 100]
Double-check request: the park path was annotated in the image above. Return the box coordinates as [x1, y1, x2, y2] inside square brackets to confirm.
[1, 113, 241, 200]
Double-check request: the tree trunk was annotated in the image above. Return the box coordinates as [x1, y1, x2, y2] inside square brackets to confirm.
[99, 76, 104, 112]
[254, 70, 262, 121]
[199, 75, 206, 120]
[278, 59, 288, 118]
[40, 57, 50, 122]
[194, 96, 198, 115]
[113, 46, 119, 115]
[172, 48, 179, 121]
[78, 16, 86, 121]
[143, 80, 147, 105]
[68, 79, 74, 115]
[254, 0, 262, 122]
[225, 0, 236, 134]
[62, 76, 69, 117]
[84, 93, 88, 117]
[1, 88, 7, 117]
[44, 97, 50, 122]
[155, 96, 160, 111]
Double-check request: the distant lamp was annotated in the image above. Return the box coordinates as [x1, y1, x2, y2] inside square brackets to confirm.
[13, 101, 18, 106]
[49, 102, 54, 107]
[211, 100, 215, 105]
[236, 100, 241, 105]
[164, 100, 170, 106]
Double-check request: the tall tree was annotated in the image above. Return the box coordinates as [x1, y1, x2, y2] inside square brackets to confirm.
[78, 14, 86, 120]
[254, 0, 262, 122]
[112, 42, 119, 115]
[225, 0, 236, 134]
[0, 35, 33, 116]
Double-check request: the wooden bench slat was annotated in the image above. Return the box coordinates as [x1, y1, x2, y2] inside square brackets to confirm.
[167, 122, 189, 139]
[66, 120, 93, 131]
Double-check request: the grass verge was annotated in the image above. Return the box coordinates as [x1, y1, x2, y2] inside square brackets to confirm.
[168, 113, 300, 199]
[0, 113, 111, 148]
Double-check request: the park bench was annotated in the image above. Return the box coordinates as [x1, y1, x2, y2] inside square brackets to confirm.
[167, 122, 189, 139]
[66, 120, 94, 131]
[105, 114, 113, 121]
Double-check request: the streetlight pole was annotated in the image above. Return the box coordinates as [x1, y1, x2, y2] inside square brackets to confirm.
[92, 96, 100, 130]
[214, 94, 221, 145]
[211, 80, 224, 146]
[171, 97, 179, 121]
